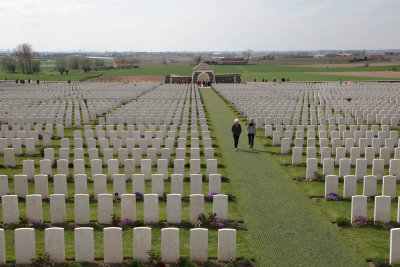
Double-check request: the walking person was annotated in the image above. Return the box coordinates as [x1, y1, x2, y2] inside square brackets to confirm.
[247, 118, 256, 150]
[231, 119, 242, 151]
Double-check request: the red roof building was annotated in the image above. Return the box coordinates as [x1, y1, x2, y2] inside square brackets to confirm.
[113, 60, 132, 69]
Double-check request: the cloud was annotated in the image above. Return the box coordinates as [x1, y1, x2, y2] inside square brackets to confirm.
[0, 0, 398, 51]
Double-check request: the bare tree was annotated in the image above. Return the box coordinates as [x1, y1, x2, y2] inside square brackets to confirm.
[243, 49, 253, 63]
[55, 57, 69, 75]
[14, 43, 34, 73]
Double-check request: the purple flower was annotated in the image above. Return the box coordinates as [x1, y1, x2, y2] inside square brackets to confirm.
[244, 115, 248, 118]
[292, 136, 295, 139]
[206, 193, 218, 200]
[214, 217, 227, 228]
[102, 112, 107, 116]
[134, 192, 143, 200]
[94, 135, 98, 140]
[326, 192, 341, 201]
[352, 216, 367, 226]
[120, 218, 134, 226]
[240, 112, 244, 115]
[140, 135, 145, 139]
[38, 134, 43, 140]
[196, 112, 199, 115]
[328, 136, 331, 140]
[374, 135, 378, 138]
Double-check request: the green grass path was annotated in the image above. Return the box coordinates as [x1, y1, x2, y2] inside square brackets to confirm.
[200, 88, 364, 266]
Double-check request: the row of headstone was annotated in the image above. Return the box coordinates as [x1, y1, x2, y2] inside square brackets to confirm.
[1, 193, 228, 224]
[0, 227, 236, 264]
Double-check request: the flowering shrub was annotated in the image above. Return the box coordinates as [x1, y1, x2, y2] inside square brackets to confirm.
[28, 220, 47, 229]
[94, 135, 98, 140]
[140, 134, 145, 139]
[326, 192, 341, 201]
[134, 192, 143, 201]
[352, 216, 368, 227]
[206, 193, 218, 201]
[120, 218, 135, 229]
[102, 112, 107, 116]
[38, 134, 43, 139]
[196, 213, 228, 229]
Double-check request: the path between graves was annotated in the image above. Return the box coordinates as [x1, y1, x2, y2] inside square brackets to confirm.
[200, 88, 364, 266]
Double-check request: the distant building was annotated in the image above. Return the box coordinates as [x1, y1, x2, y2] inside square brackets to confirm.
[218, 57, 247, 65]
[165, 62, 241, 84]
[166, 59, 177, 64]
[369, 55, 384, 60]
[337, 53, 353, 57]
[113, 60, 132, 69]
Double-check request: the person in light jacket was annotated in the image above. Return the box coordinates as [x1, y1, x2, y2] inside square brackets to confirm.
[247, 118, 256, 150]
[231, 119, 242, 151]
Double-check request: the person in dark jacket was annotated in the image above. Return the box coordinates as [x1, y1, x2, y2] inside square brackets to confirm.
[246, 118, 256, 149]
[231, 119, 242, 151]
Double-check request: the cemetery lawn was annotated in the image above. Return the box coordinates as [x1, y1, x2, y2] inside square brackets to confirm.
[2, 61, 400, 82]
[262, 138, 399, 262]
[200, 87, 365, 266]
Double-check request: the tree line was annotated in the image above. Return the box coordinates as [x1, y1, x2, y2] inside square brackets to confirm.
[1, 43, 40, 73]
[55, 57, 105, 75]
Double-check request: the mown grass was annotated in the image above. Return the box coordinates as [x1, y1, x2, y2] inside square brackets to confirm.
[1, 61, 399, 82]
[199, 88, 364, 266]
[261, 134, 399, 261]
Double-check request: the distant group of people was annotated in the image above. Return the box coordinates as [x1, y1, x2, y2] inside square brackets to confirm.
[231, 118, 256, 151]
[254, 77, 290, 82]
[15, 79, 40, 85]
[196, 81, 211, 87]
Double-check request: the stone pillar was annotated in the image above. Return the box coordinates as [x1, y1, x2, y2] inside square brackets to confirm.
[190, 174, 202, 195]
[15, 228, 36, 264]
[190, 228, 208, 262]
[2, 195, 19, 224]
[374, 196, 391, 223]
[0, 229, 4, 265]
[351, 195, 367, 223]
[171, 174, 183, 195]
[104, 227, 123, 264]
[167, 194, 182, 224]
[151, 174, 164, 197]
[132, 174, 145, 195]
[113, 174, 126, 198]
[45, 227, 65, 263]
[306, 158, 318, 179]
[391, 228, 400, 264]
[75, 174, 88, 194]
[383, 175, 397, 198]
[4, 148, 15, 167]
[14, 175, 28, 198]
[209, 174, 221, 194]
[190, 194, 204, 222]
[50, 194, 66, 224]
[121, 194, 136, 222]
[34, 174, 49, 199]
[75, 227, 94, 262]
[53, 174, 68, 198]
[133, 227, 151, 261]
[363, 175, 377, 197]
[98, 193, 113, 225]
[324, 175, 338, 197]
[74, 194, 90, 224]
[161, 228, 179, 263]
[343, 175, 357, 199]
[218, 229, 236, 261]
[213, 194, 228, 220]
[26, 194, 43, 223]
[144, 194, 159, 223]
[22, 160, 35, 180]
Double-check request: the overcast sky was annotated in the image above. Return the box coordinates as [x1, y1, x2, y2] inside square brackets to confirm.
[1, 0, 399, 52]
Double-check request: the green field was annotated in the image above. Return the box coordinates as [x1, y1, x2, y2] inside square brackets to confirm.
[1, 61, 399, 82]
